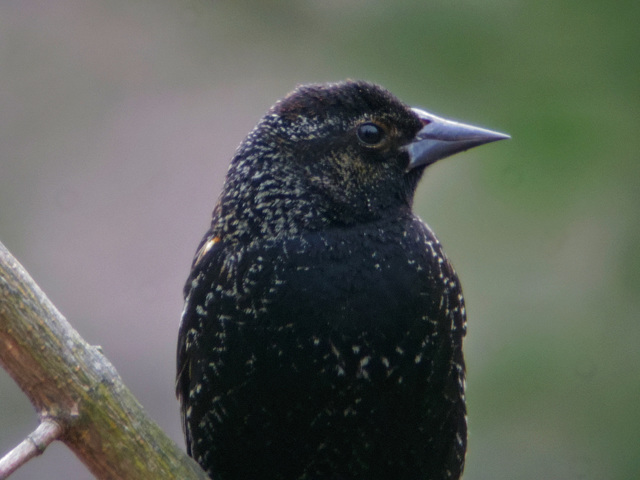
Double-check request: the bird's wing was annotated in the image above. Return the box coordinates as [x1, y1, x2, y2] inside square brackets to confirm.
[176, 232, 222, 450]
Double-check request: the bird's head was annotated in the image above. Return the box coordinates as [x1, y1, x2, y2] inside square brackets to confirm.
[215, 81, 508, 241]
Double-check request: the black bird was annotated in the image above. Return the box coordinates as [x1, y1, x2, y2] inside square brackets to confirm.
[177, 80, 508, 480]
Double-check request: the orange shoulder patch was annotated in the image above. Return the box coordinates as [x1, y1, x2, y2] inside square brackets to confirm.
[194, 236, 220, 266]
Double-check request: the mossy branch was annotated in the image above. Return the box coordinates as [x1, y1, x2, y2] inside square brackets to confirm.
[0, 241, 208, 480]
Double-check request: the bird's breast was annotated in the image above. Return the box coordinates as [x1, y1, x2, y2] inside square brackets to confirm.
[238, 218, 458, 340]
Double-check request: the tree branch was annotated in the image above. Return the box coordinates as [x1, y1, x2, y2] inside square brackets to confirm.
[0, 241, 208, 479]
[0, 418, 63, 479]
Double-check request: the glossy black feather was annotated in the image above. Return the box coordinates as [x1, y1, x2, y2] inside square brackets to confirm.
[177, 81, 468, 480]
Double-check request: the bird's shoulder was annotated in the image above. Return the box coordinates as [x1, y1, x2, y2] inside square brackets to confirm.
[180, 211, 458, 338]
[188, 211, 442, 283]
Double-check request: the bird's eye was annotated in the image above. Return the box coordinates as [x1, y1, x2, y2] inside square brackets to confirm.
[356, 122, 385, 146]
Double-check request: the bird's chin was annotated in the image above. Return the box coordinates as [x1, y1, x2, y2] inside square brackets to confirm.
[404, 162, 427, 188]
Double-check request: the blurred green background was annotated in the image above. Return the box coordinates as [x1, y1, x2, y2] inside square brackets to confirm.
[1, 1, 638, 479]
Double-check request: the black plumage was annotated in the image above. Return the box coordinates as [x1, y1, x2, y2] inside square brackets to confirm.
[177, 80, 508, 480]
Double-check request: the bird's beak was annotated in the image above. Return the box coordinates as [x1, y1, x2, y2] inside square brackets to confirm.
[405, 108, 510, 171]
